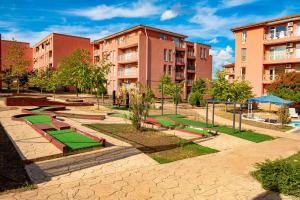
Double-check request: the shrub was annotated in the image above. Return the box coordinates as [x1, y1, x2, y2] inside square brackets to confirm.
[188, 91, 205, 107]
[252, 158, 300, 197]
[277, 105, 291, 127]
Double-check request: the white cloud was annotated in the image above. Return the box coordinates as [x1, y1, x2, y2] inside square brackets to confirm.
[208, 38, 219, 44]
[210, 46, 234, 74]
[67, 0, 161, 20]
[160, 10, 177, 21]
[221, 0, 259, 8]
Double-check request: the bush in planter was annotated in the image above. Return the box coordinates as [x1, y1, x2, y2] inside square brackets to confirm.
[252, 158, 300, 197]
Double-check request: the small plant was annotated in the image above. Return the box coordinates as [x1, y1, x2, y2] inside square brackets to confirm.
[252, 158, 300, 197]
[277, 105, 291, 127]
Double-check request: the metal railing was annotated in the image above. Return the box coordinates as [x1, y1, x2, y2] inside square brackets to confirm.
[118, 68, 138, 77]
[186, 80, 193, 86]
[175, 72, 184, 79]
[264, 31, 293, 40]
[262, 74, 280, 82]
[187, 65, 195, 71]
[176, 57, 185, 64]
[264, 53, 297, 61]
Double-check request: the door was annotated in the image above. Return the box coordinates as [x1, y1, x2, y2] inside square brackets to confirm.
[269, 67, 275, 80]
[296, 44, 300, 58]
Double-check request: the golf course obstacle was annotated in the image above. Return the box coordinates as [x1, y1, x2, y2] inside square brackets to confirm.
[12, 110, 106, 154]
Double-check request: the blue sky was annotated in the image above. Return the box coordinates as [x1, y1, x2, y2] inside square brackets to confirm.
[0, 0, 299, 74]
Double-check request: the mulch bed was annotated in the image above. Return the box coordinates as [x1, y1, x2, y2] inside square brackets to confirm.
[0, 123, 32, 192]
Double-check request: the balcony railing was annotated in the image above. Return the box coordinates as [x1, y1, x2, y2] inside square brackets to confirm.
[264, 52, 298, 61]
[118, 52, 138, 62]
[187, 52, 195, 57]
[263, 74, 280, 82]
[175, 72, 184, 79]
[187, 65, 195, 71]
[186, 80, 193, 86]
[118, 68, 138, 77]
[264, 31, 293, 40]
[94, 49, 101, 55]
[176, 57, 185, 64]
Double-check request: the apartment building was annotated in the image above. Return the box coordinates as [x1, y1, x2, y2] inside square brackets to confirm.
[232, 14, 300, 96]
[0, 37, 33, 89]
[223, 63, 235, 82]
[32, 33, 92, 70]
[93, 24, 212, 99]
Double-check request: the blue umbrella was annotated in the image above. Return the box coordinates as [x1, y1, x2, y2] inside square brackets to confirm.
[249, 94, 294, 122]
[249, 94, 293, 105]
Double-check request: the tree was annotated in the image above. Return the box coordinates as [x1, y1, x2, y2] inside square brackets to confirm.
[3, 69, 13, 91]
[277, 105, 291, 127]
[89, 59, 112, 109]
[188, 79, 207, 107]
[57, 49, 92, 97]
[45, 70, 60, 100]
[5, 40, 29, 93]
[267, 72, 300, 102]
[129, 83, 154, 131]
[28, 68, 48, 93]
[211, 70, 253, 102]
[158, 75, 184, 104]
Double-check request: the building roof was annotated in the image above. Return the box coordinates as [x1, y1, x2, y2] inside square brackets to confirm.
[223, 63, 235, 68]
[231, 14, 300, 32]
[93, 24, 188, 43]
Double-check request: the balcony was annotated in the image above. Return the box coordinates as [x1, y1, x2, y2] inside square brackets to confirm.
[118, 68, 138, 78]
[224, 69, 235, 75]
[264, 31, 300, 45]
[262, 74, 280, 84]
[264, 52, 300, 64]
[175, 43, 185, 51]
[175, 72, 184, 80]
[94, 49, 101, 56]
[176, 57, 185, 65]
[187, 65, 195, 72]
[187, 51, 195, 59]
[118, 52, 138, 64]
[186, 79, 193, 86]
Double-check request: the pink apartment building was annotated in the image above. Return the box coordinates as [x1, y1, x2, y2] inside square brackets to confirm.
[0, 37, 33, 89]
[93, 25, 212, 99]
[32, 33, 92, 70]
[232, 14, 300, 96]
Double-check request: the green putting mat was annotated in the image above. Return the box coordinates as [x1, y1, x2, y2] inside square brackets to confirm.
[30, 106, 53, 112]
[47, 129, 101, 150]
[22, 115, 52, 125]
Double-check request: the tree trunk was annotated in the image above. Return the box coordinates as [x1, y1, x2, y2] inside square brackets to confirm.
[53, 89, 56, 100]
[76, 88, 79, 98]
[96, 95, 100, 110]
[102, 93, 104, 105]
[16, 79, 20, 94]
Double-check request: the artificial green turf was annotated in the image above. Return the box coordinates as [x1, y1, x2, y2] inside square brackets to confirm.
[153, 114, 274, 143]
[22, 115, 52, 125]
[109, 113, 128, 118]
[47, 129, 101, 150]
[156, 118, 177, 128]
[30, 106, 52, 112]
[182, 127, 211, 136]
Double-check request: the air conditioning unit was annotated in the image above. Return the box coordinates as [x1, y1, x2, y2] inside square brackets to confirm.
[288, 22, 294, 27]
[286, 64, 292, 68]
[287, 42, 293, 48]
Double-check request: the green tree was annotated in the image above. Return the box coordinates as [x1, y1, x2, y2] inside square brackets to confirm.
[45, 70, 60, 100]
[158, 75, 184, 104]
[89, 59, 112, 109]
[129, 82, 154, 131]
[5, 40, 29, 93]
[267, 72, 300, 102]
[57, 49, 92, 97]
[188, 79, 207, 107]
[211, 71, 253, 102]
[3, 69, 13, 91]
[277, 105, 291, 127]
[28, 68, 48, 93]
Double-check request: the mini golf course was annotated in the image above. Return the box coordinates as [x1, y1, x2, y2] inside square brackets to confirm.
[13, 108, 106, 153]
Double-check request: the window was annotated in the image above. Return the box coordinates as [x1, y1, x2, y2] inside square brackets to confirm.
[163, 65, 167, 74]
[241, 48, 247, 62]
[200, 47, 203, 58]
[168, 65, 172, 76]
[203, 48, 206, 59]
[242, 31, 247, 43]
[169, 50, 172, 62]
[241, 67, 246, 80]
[164, 49, 168, 61]
[160, 34, 167, 40]
[173, 37, 182, 47]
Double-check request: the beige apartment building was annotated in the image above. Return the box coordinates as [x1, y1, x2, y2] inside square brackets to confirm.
[92, 24, 212, 99]
[232, 14, 300, 96]
[223, 63, 235, 82]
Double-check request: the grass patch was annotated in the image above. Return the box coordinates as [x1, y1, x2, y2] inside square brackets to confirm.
[22, 115, 52, 125]
[151, 114, 274, 143]
[47, 129, 102, 150]
[252, 152, 300, 197]
[85, 123, 218, 164]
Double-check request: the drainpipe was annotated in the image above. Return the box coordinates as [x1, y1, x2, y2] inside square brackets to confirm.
[144, 27, 149, 86]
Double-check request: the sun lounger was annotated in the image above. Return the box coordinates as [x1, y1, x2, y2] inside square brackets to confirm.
[289, 108, 299, 118]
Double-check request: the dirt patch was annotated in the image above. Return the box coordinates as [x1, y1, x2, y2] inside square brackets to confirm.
[0, 122, 32, 192]
[85, 123, 218, 163]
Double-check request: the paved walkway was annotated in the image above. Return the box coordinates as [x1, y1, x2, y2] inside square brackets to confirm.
[1, 104, 300, 199]
[1, 137, 299, 200]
